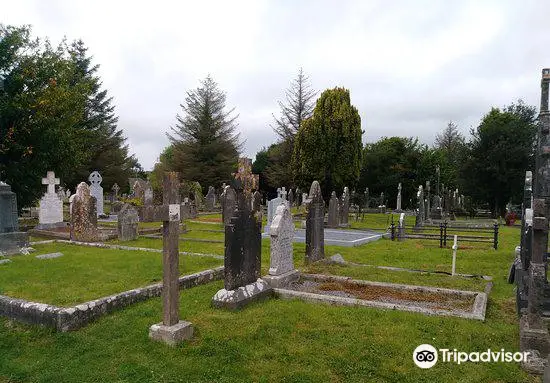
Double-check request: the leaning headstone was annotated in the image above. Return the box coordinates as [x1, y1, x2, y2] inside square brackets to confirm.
[88, 171, 104, 216]
[70, 182, 99, 242]
[339, 186, 350, 227]
[205, 186, 216, 210]
[117, 203, 139, 241]
[265, 195, 283, 233]
[0, 181, 29, 255]
[212, 158, 270, 309]
[264, 203, 299, 287]
[221, 185, 237, 225]
[37, 171, 64, 229]
[305, 181, 325, 264]
[327, 191, 340, 228]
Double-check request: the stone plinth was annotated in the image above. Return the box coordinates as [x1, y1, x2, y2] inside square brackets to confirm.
[149, 321, 194, 346]
[212, 279, 273, 310]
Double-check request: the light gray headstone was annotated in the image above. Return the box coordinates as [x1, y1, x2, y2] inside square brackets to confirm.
[38, 171, 63, 226]
[269, 203, 295, 276]
[266, 196, 283, 233]
[88, 171, 104, 216]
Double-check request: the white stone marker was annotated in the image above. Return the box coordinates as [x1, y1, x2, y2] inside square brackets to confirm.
[38, 171, 64, 229]
[88, 171, 104, 216]
[451, 235, 458, 276]
[264, 203, 299, 288]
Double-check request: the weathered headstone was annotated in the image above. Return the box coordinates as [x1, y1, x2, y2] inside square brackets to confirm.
[37, 171, 64, 229]
[398, 212, 405, 241]
[425, 181, 431, 220]
[264, 203, 299, 287]
[112, 183, 120, 201]
[221, 185, 237, 225]
[88, 171, 104, 216]
[266, 196, 283, 233]
[0, 181, 29, 254]
[302, 192, 308, 206]
[117, 203, 139, 241]
[396, 183, 402, 211]
[327, 191, 340, 228]
[142, 172, 193, 345]
[70, 182, 99, 242]
[132, 180, 145, 202]
[212, 158, 270, 309]
[205, 186, 216, 210]
[280, 187, 287, 201]
[415, 185, 424, 227]
[288, 189, 294, 207]
[144, 182, 154, 206]
[305, 181, 325, 264]
[339, 186, 350, 227]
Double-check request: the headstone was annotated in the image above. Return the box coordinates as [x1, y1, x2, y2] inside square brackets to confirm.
[451, 235, 458, 276]
[142, 172, 194, 345]
[280, 187, 287, 201]
[88, 171, 104, 216]
[396, 183, 402, 211]
[221, 185, 237, 225]
[264, 203, 299, 288]
[327, 191, 340, 228]
[205, 186, 216, 210]
[252, 190, 262, 212]
[0, 181, 29, 255]
[132, 180, 146, 202]
[117, 203, 139, 241]
[425, 181, 431, 220]
[37, 171, 64, 229]
[296, 188, 302, 206]
[36, 252, 63, 260]
[302, 193, 308, 206]
[364, 187, 369, 209]
[112, 183, 120, 201]
[339, 186, 350, 227]
[144, 182, 154, 206]
[288, 189, 294, 207]
[212, 158, 270, 309]
[266, 196, 283, 233]
[70, 182, 99, 242]
[305, 180, 325, 264]
[398, 212, 405, 241]
[415, 185, 425, 227]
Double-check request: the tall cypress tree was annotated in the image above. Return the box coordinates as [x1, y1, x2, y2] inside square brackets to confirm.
[167, 75, 241, 191]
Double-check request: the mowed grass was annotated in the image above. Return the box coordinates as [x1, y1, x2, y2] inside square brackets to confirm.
[0, 214, 537, 382]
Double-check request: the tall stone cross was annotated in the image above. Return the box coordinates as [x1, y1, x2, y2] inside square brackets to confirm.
[140, 172, 193, 345]
[42, 171, 60, 195]
[280, 187, 287, 201]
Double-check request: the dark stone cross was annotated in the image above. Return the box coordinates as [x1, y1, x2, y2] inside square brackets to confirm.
[139, 172, 193, 345]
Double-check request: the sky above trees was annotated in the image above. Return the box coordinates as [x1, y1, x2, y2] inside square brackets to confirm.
[3, 0, 549, 170]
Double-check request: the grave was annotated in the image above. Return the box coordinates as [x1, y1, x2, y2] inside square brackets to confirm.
[263, 203, 299, 288]
[118, 203, 139, 241]
[70, 182, 100, 242]
[0, 181, 29, 255]
[88, 171, 104, 216]
[37, 171, 64, 229]
[205, 186, 216, 210]
[265, 195, 283, 233]
[144, 182, 154, 206]
[305, 180, 325, 264]
[327, 191, 340, 228]
[36, 252, 64, 260]
[263, 228, 383, 247]
[221, 185, 236, 225]
[395, 182, 402, 212]
[111, 183, 120, 201]
[339, 186, 350, 228]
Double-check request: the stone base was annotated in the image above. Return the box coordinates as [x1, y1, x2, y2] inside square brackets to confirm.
[0, 232, 30, 255]
[338, 223, 351, 228]
[522, 350, 548, 375]
[263, 270, 300, 288]
[35, 222, 67, 230]
[212, 279, 273, 310]
[520, 315, 550, 356]
[149, 321, 194, 346]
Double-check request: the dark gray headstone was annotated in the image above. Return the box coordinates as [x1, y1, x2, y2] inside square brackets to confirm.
[221, 186, 236, 225]
[327, 191, 340, 228]
[117, 203, 139, 241]
[0, 181, 29, 255]
[339, 186, 350, 227]
[305, 181, 325, 264]
[288, 189, 294, 207]
[205, 186, 216, 211]
[70, 182, 99, 242]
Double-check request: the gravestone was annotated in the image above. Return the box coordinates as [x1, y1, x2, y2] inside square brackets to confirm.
[339, 186, 350, 227]
[70, 182, 99, 242]
[37, 171, 64, 229]
[280, 187, 287, 201]
[117, 203, 139, 241]
[425, 181, 431, 220]
[88, 171, 104, 216]
[415, 185, 425, 227]
[221, 185, 237, 225]
[288, 189, 294, 207]
[398, 212, 405, 241]
[0, 181, 29, 255]
[296, 188, 302, 206]
[305, 180, 325, 264]
[264, 203, 299, 287]
[302, 192, 308, 206]
[144, 182, 154, 206]
[252, 190, 262, 212]
[364, 187, 369, 209]
[132, 180, 145, 202]
[265, 196, 283, 233]
[205, 186, 216, 210]
[396, 183, 402, 211]
[327, 191, 340, 228]
[212, 158, 270, 309]
[142, 172, 194, 346]
[112, 183, 120, 201]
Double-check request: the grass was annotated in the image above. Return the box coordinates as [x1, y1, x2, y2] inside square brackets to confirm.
[0, 213, 538, 382]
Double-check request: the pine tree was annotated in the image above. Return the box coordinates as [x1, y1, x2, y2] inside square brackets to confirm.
[167, 75, 241, 191]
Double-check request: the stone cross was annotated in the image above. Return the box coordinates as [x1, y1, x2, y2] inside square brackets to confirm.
[141, 172, 193, 345]
[280, 187, 287, 201]
[42, 171, 60, 195]
[88, 171, 104, 216]
[112, 183, 120, 198]
[305, 180, 325, 264]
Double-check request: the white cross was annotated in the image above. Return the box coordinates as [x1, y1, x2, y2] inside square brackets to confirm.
[42, 171, 60, 195]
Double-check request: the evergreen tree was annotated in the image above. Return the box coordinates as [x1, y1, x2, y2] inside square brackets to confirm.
[167, 75, 241, 192]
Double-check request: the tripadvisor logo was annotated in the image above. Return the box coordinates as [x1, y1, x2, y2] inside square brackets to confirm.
[413, 344, 531, 369]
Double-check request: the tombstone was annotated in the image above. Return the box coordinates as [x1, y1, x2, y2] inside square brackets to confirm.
[140, 172, 194, 345]
[252, 190, 262, 212]
[143, 182, 154, 206]
[88, 171, 104, 216]
[264, 203, 299, 288]
[280, 187, 287, 201]
[212, 158, 270, 309]
[302, 193, 308, 206]
[327, 191, 340, 228]
[364, 187, 369, 209]
[288, 189, 294, 207]
[0, 181, 29, 255]
[69, 194, 76, 216]
[221, 185, 237, 225]
[205, 186, 216, 211]
[57, 187, 66, 201]
[398, 212, 405, 241]
[65, 189, 71, 199]
[117, 203, 139, 241]
[132, 180, 146, 202]
[111, 183, 120, 201]
[296, 188, 302, 206]
[265, 195, 283, 233]
[339, 187, 350, 227]
[305, 181, 325, 264]
[70, 182, 99, 242]
[276, 187, 282, 198]
[396, 183, 402, 211]
[37, 171, 64, 229]
[415, 185, 424, 227]
[425, 181, 431, 220]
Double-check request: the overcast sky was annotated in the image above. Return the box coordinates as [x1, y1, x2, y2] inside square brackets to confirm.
[4, 0, 550, 170]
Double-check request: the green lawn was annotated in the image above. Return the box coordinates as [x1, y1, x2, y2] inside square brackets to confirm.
[0, 215, 538, 382]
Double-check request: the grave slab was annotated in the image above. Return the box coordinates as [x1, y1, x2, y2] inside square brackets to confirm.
[263, 228, 383, 247]
[36, 252, 63, 260]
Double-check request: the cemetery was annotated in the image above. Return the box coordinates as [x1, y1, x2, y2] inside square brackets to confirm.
[0, 16, 548, 382]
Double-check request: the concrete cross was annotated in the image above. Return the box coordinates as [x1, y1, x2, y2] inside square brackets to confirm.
[88, 171, 102, 186]
[112, 183, 120, 197]
[42, 171, 60, 195]
[280, 187, 287, 200]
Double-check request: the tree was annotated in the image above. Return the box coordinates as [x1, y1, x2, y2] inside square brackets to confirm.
[167, 75, 241, 193]
[461, 100, 537, 216]
[292, 87, 362, 199]
[252, 140, 294, 194]
[434, 121, 466, 186]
